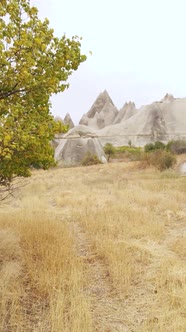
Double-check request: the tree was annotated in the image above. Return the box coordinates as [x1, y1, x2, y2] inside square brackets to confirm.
[128, 139, 132, 147]
[0, 0, 86, 191]
[104, 143, 116, 162]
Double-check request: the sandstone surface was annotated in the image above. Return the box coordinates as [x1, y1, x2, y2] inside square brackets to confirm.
[55, 125, 106, 166]
[79, 90, 118, 130]
[63, 113, 74, 129]
[95, 95, 186, 146]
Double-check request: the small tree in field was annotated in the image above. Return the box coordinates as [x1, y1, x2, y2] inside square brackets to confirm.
[0, 0, 86, 195]
[104, 143, 116, 161]
[128, 139, 132, 147]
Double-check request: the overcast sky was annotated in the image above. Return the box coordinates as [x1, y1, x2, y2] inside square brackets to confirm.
[31, 0, 186, 124]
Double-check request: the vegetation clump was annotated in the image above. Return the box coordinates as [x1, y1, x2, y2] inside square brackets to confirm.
[144, 141, 166, 153]
[104, 143, 116, 161]
[144, 139, 186, 155]
[142, 139, 186, 171]
[81, 153, 102, 166]
[115, 146, 142, 161]
[166, 139, 186, 154]
[141, 150, 176, 171]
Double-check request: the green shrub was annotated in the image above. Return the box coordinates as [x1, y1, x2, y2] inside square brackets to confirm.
[103, 143, 116, 161]
[144, 141, 165, 153]
[154, 141, 166, 150]
[81, 153, 102, 166]
[144, 143, 156, 153]
[166, 139, 186, 154]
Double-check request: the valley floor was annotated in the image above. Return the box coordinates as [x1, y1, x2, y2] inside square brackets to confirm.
[0, 161, 186, 331]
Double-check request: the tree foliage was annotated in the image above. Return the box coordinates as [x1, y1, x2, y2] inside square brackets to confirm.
[0, 0, 86, 187]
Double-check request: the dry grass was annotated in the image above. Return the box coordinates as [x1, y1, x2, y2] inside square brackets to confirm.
[171, 236, 186, 258]
[0, 160, 186, 331]
[0, 197, 92, 331]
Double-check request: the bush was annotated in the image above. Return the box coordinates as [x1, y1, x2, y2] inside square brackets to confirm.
[166, 139, 186, 154]
[141, 150, 176, 171]
[144, 143, 156, 153]
[152, 151, 176, 171]
[103, 143, 116, 161]
[154, 141, 166, 150]
[81, 153, 102, 166]
[144, 141, 165, 153]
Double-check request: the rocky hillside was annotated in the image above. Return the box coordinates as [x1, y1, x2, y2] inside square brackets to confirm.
[54, 91, 186, 165]
[78, 91, 186, 146]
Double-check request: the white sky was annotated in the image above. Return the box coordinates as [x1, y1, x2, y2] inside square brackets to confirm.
[31, 0, 186, 124]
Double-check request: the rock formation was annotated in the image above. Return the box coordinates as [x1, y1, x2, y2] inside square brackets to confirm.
[161, 93, 174, 103]
[113, 101, 137, 124]
[55, 125, 107, 166]
[63, 113, 74, 129]
[54, 92, 186, 165]
[96, 96, 186, 147]
[63, 125, 97, 138]
[79, 90, 118, 130]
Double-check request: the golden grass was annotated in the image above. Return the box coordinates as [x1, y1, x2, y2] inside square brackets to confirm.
[171, 236, 186, 259]
[0, 160, 186, 331]
[0, 199, 92, 331]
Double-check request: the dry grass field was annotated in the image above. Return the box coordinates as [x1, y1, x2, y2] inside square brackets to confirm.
[0, 158, 186, 331]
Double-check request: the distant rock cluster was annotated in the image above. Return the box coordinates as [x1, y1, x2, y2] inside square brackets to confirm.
[54, 91, 186, 166]
[55, 112, 74, 129]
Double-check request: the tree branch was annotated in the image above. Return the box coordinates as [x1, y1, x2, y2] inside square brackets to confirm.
[0, 86, 31, 100]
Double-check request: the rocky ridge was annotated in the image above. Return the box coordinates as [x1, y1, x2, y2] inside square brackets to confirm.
[54, 91, 186, 165]
[78, 91, 186, 146]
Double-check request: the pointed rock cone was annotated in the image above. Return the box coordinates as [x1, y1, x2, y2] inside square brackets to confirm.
[79, 90, 118, 129]
[63, 113, 74, 129]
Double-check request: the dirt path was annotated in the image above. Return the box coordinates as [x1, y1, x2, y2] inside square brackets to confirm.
[49, 192, 186, 331]
[67, 205, 186, 332]
[69, 221, 129, 332]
